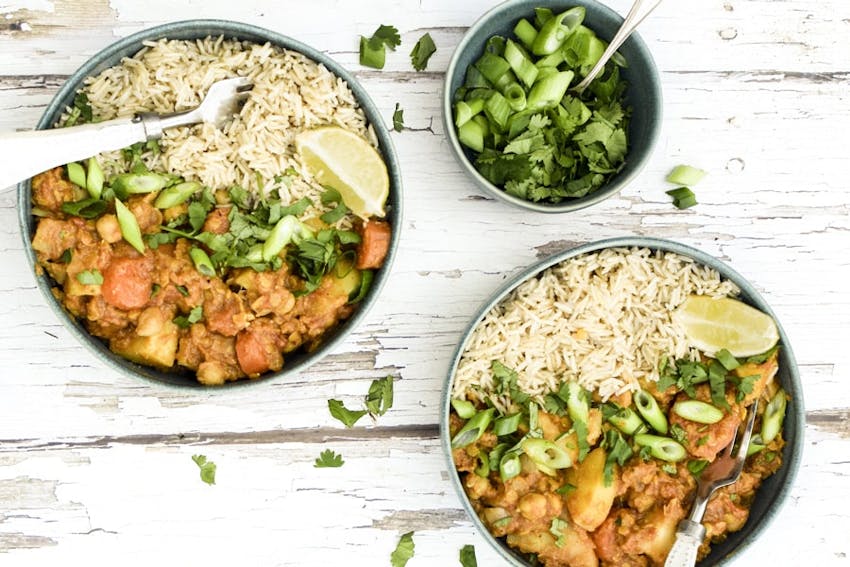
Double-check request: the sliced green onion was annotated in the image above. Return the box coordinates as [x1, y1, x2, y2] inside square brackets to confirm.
[451, 408, 495, 449]
[347, 269, 373, 304]
[474, 52, 511, 85]
[154, 181, 201, 209]
[458, 118, 485, 152]
[464, 65, 491, 89]
[606, 405, 647, 435]
[262, 215, 313, 262]
[474, 452, 490, 478]
[111, 172, 167, 195]
[747, 433, 766, 456]
[527, 70, 574, 110]
[522, 438, 572, 469]
[454, 99, 485, 128]
[359, 36, 385, 69]
[672, 400, 725, 424]
[531, 7, 585, 56]
[565, 381, 589, 424]
[499, 451, 521, 481]
[716, 349, 741, 371]
[507, 110, 533, 139]
[488, 443, 509, 472]
[493, 413, 521, 436]
[190, 246, 215, 277]
[634, 434, 687, 462]
[528, 401, 539, 432]
[666, 187, 697, 209]
[484, 92, 512, 131]
[76, 269, 103, 286]
[667, 164, 707, 186]
[113, 198, 145, 254]
[86, 157, 104, 199]
[536, 49, 565, 68]
[761, 389, 787, 443]
[634, 390, 668, 434]
[513, 18, 538, 50]
[451, 398, 476, 420]
[503, 39, 539, 88]
[502, 82, 527, 112]
[66, 162, 86, 188]
[534, 7, 554, 28]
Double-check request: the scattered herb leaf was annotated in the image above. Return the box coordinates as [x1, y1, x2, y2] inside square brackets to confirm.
[392, 103, 405, 132]
[410, 32, 436, 71]
[314, 449, 345, 468]
[390, 531, 415, 567]
[365, 375, 394, 417]
[76, 269, 103, 285]
[459, 544, 478, 567]
[192, 454, 216, 485]
[328, 399, 368, 428]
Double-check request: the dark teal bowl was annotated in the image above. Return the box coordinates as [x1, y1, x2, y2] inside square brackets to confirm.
[441, 237, 803, 565]
[443, 0, 662, 213]
[16, 20, 402, 388]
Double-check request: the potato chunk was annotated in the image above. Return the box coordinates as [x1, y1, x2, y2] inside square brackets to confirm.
[111, 320, 179, 369]
[564, 447, 618, 531]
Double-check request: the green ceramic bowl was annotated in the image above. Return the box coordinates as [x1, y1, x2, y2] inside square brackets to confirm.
[443, 0, 662, 213]
[16, 20, 402, 388]
[441, 237, 803, 566]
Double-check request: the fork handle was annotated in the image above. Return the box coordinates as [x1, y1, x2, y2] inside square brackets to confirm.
[664, 520, 706, 567]
[0, 117, 149, 191]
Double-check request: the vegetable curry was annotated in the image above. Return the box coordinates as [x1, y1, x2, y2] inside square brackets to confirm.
[450, 351, 787, 566]
[30, 165, 391, 384]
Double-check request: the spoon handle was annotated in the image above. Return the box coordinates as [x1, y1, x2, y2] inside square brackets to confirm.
[572, 0, 662, 93]
[664, 519, 706, 567]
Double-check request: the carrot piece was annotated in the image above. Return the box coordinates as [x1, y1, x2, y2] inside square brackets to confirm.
[355, 220, 391, 270]
[102, 257, 152, 310]
[235, 330, 272, 376]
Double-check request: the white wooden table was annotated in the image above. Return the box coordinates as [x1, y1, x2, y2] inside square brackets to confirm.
[1, 1, 848, 565]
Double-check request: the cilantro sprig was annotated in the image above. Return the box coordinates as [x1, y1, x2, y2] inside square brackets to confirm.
[328, 376, 396, 428]
[390, 531, 415, 567]
[192, 454, 216, 485]
[314, 449, 344, 468]
[360, 25, 401, 69]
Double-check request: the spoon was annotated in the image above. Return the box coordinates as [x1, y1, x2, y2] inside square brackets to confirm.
[571, 0, 662, 94]
[0, 76, 253, 191]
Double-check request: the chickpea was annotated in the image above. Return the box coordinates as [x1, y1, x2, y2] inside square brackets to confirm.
[518, 492, 549, 521]
[95, 214, 122, 243]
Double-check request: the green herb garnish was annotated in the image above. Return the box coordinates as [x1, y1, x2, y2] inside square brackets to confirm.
[360, 24, 401, 69]
[174, 305, 203, 329]
[328, 399, 368, 428]
[192, 454, 216, 485]
[392, 103, 405, 132]
[314, 449, 344, 468]
[410, 32, 436, 71]
[666, 187, 697, 209]
[549, 517, 568, 548]
[76, 269, 103, 285]
[459, 544, 478, 567]
[365, 375, 394, 417]
[390, 531, 415, 567]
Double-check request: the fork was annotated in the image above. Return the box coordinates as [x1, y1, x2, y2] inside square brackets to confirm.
[664, 399, 759, 567]
[0, 76, 253, 190]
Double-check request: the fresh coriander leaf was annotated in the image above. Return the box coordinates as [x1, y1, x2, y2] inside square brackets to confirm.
[661, 463, 678, 475]
[410, 32, 436, 71]
[459, 544, 478, 567]
[279, 197, 313, 217]
[708, 360, 731, 410]
[670, 423, 688, 446]
[573, 419, 590, 462]
[60, 249, 72, 264]
[314, 449, 344, 468]
[602, 429, 632, 486]
[192, 454, 216, 485]
[328, 399, 368, 428]
[392, 103, 405, 132]
[61, 197, 107, 219]
[746, 345, 779, 364]
[228, 185, 251, 209]
[365, 376, 394, 417]
[188, 201, 209, 232]
[320, 202, 348, 224]
[373, 25, 401, 49]
[176, 285, 190, 297]
[76, 269, 103, 285]
[173, 305, 203, 329]
[391, 532, 415, 567]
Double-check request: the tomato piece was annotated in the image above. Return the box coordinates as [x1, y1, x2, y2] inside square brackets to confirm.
[102, 257, 152, 311]
[355, 220, 391, 270]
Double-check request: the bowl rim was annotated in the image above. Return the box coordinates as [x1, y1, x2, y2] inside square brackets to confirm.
[441, 0, 663, 213]
[440, 236, 804, 566]
[16, 18, 403, 389]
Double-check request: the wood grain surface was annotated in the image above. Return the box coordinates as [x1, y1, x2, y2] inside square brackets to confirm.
[1, 0, 848, 565]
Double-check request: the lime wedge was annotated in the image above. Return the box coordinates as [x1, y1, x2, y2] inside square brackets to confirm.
[673, 295, 779, 357]
[295, 126, 389, 218]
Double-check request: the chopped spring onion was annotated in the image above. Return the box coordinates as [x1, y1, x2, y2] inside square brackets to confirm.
[66, 162, 86, 188]
[531, 7, 585, 56]
[112, 172, 167, 195]
[499, 451, 522, 481]
[474, 452, 490, 478]
[522, 438, 573, 469]
[503, 39, 539, 88]
[634, 434, 687, 462]
[672, 399, 725, 424]
[451, 408, 495, 449]
[666, 187, 697, 209]
[493, 413, 521, 436]
[526, 70, 574, 110]
[359, 36, 386, 69]
[458, 118, 486, 153]
[190, 246, 215, 277]
[634, 390, 668, 434]
[114, 198, 145, 254]
[454, 99, 485, 128]
[451, 398, 477, 420]
[513, 18, 538, 50]
[484, 92, 512, 130]
[262, 215, 313, 262]
[474, 52, 511, 85]
[715, 348, 741, 371]
[76, 269, 103, 286]
[605, 404, 648, 435]
[667, 164, 707, 186]
[86, 157, 104, 199]
[747, 433, 766, 456]
[565, 381, 590, 424]
[761, 389, 787, 443]
[154, 181, 201, 209]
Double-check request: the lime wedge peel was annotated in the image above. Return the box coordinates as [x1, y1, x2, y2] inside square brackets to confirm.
[673, 294, 780, 358]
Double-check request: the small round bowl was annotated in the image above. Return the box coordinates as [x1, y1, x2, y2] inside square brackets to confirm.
[441, 237, 803, 566]
[16, 20, 402, 388]
[443, 0, 662, 213]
